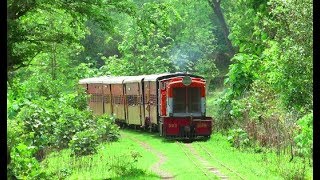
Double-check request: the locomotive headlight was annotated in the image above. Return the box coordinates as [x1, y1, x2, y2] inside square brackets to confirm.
[182, 76, 192, 86]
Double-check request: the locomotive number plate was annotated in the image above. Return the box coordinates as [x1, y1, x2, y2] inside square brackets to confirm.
[168, 124, 178, 128]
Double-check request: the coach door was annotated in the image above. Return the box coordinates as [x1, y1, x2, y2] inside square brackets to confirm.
[125, 82, 142, 125]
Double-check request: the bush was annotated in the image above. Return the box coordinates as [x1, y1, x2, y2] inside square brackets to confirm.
[64, 88, 89, 111]
[108, 151, 144, 177]
[294, 112, 313, 159]
[54, 107, 95, 149]
[7, 143, 48, 179]
[227, 128, 251, 149]
[7, 118, 24, 150]
[69, 129, 100, 156]
[16, 98, 59, 149]
[96, 115, 120, 142]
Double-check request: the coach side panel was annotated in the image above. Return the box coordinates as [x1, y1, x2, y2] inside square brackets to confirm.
[111, 84, 126, 120]
[87, 83, 103, 115]
[125, 82, 143, 125]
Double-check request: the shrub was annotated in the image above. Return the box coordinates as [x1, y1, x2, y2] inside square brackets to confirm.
[294, 112, 313, 159]
[69, 129, 100, 156]
[227, 128, 251, 149]
[96, 115, 120, 142]
[277, 159, 307, 180]
[54, 107, 95, 149]
[7, 118, 24, 149]
[7, 143, 48, 179]
[64, 88, 89, 111]
[211, 89, 234, 131]
[16, 98, 58, 149]
[108, 151, 144, 177]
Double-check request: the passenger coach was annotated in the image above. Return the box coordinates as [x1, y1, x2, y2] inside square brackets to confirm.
[79, 73, 213, 139]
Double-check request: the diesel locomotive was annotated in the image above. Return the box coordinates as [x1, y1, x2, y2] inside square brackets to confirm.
[79, 73, 213, 139]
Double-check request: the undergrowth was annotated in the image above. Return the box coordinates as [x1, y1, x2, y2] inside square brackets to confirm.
[41, 136, 159, 179]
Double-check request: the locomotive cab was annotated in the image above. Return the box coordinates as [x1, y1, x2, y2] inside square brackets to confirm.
[159, 75, 212, 139]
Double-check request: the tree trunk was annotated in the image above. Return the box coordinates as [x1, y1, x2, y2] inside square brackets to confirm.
[208, 0, 236, 57]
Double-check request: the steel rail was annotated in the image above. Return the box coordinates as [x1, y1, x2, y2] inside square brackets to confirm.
[175, 141, 214, 179]
[197, 143, 245, 180]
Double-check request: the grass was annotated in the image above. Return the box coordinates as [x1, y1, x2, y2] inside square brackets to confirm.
[41, 87, 313, 179]
[193, 134, 313, 180]
[203, 88, 313, 180]
[120, 129, 219, 180]
[42, 129, 313, 179]
[41, 136, 159, 179]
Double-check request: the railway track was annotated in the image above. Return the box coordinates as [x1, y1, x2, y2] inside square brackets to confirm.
[176, 141, 214, 179]
[196, 143, 245, 180]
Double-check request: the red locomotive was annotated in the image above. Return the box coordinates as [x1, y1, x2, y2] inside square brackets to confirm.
[79, 73, 213, 139]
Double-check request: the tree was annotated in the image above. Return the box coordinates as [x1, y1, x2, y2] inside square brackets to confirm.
[195, 58, 219, 94]
[208, 0, 235, 57]
[7, 0, 135, 72]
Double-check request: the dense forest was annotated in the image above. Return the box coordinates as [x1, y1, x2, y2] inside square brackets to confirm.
[7, 0, 312, 179]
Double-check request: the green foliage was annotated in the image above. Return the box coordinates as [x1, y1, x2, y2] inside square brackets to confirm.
[100, 1, 178, 75]
[54, 107, 95, 149]
[63, 88, 89, 111]
[269, 157, 309, 180]
[7, 143, 48, 179]
[222, 0, 312, 112]
[69, 129, 100, 156]
[108, 151, 144, 177]
[96, 115, 120, 142]
[16, 98, 59, 148]
[211, 1, 312, 161]
[11, 82, 120, 159]
[227, 128, 250, 149]
[169, 0, 216, 73]
[194, 58, 219, 93]
[7, 0, 136, 71]
[294, 112, 313, 159]
[211, 89, 233, 130]
[226, 54, 261, 97]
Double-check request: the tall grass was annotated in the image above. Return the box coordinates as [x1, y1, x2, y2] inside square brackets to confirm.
[41, 137, 159, 179]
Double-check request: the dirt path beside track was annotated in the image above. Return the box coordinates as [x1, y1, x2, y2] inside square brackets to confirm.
[122, 134, 174, 179]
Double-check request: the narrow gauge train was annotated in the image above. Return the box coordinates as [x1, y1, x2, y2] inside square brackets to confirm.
[79, 73, 213, 139]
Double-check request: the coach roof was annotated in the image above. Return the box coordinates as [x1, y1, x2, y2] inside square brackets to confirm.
[79, 76, 110, 84]
[143, 73, 171, 81]
[102, 76, 131, 84]
[79, 76, 129, 84]
[79, 73, 204, 84]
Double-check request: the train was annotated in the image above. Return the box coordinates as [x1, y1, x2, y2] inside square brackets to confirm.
[79, 72, 213, 139]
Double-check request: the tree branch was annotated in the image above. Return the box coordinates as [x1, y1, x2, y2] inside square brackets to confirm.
[208, 0, 236, 57]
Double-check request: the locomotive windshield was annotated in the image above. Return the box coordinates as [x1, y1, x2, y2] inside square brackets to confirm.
[172, 87, 201, 114]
